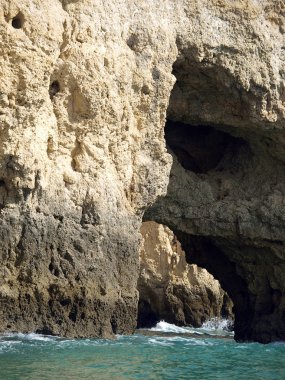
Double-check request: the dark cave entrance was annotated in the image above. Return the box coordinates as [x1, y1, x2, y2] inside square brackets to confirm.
[165, 120, 247, 174]
[137, 299, 159, 329]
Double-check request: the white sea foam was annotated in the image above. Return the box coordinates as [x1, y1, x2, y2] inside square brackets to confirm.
[149, 319, 234, 337]
[1, 333, 58, 342]
[150, 321, 201, 334]
[148, 337, 175, 346]
[201, 318, 233, 331]
[185, 338, 214, 346]
[0, 340, 22, 350]
[146, 335, 214, 347]
[199, 318, 234, 337]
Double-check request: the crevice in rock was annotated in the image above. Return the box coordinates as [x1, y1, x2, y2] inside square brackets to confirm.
[71, 139, 82, 172]
[49, 259, 61, 277]
[110, 315, 118, 334]
[68, 305, 78, 322]
[49, 80, 60, 100]
[47, 137, 55, 158]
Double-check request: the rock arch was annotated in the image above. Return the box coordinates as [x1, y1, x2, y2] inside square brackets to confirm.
[145, 51, 285, 343]
[137, 221, 233, 329]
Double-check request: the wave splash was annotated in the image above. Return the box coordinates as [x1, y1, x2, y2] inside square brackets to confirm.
[150, 321, 199, 334]
[149, 319, 234, 337]
[202, 317, 234, 332]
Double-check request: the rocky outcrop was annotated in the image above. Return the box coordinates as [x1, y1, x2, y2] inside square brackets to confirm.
[0, 0, 284, 342]
[138, 222, 233, 328]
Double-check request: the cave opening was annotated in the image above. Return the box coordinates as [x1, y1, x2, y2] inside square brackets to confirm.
[137, 299, 159, 329]
[137, 221, 234, 331]
[165, 120, 247, 174]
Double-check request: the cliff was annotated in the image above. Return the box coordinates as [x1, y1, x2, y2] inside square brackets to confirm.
[0, 0, 284, 342]
[138, 222, 233, 327]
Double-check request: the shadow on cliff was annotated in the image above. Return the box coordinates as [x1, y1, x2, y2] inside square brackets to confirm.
[143, 53, 285, 343]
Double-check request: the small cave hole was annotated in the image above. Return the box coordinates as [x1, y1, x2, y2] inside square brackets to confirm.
[35, 327, 54, 336]
[59, 298, 71, 307]
[68, 305, 78, 323]
[165, 120, 247, 174]
[49, 260, 60, 277]
[110, 316, 118, 334]
[11, 13, 24, 29]
[49, 81, 60, 99]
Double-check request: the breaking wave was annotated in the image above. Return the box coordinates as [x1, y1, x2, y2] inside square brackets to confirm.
[202, 317, 234, 331]
[149, 319, 234, 337]
[150, 321, 201, 334]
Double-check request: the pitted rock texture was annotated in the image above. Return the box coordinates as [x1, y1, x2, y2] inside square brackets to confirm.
[0, 0, 176, 337]
[138, 222, 233, 328]
[0, 0, 284, 342]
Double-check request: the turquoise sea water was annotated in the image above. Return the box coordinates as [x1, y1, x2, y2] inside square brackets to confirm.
[0, 321, 285, 380]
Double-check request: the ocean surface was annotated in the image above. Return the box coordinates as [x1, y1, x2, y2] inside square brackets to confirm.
[0, 319, 285, 380]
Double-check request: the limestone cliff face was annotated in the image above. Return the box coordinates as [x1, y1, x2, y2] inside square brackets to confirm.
[0, 0, 175, 337]
[138, 222, 233, 327]
[0, 0, 284, 342]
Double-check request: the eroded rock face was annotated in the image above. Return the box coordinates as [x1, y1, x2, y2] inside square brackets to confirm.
[0, 0, 284, 342]
[138, 222, 233, 328]
[0, 0, 176, 337]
